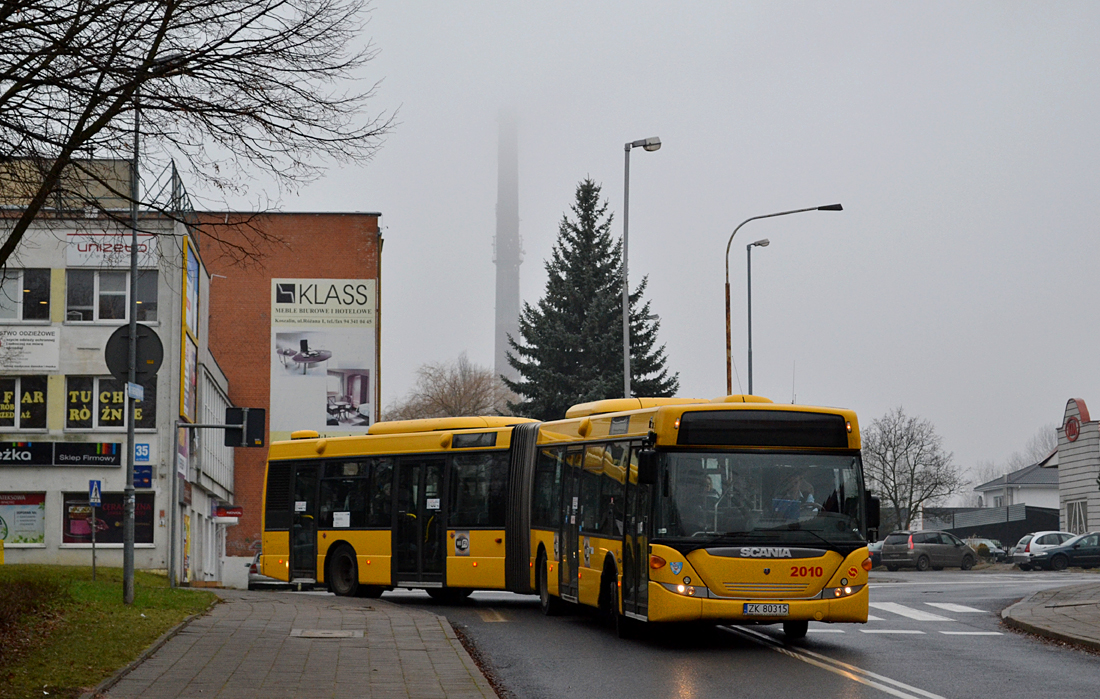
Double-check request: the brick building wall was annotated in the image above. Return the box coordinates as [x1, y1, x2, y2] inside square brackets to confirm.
[200, 212, 382, 556]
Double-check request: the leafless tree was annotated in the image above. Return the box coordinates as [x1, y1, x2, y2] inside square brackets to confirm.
[0, 0, 392, 267]
[383, 353, 517, 421]
[862, 407, 966, 530]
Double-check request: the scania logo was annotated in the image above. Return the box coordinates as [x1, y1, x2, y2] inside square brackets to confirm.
[0, 448, 31, 461]
[740, 547, 793, 558]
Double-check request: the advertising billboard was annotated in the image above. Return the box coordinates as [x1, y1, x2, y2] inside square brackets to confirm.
[269, 279, 376, 441]
[0, 492, 45, 545]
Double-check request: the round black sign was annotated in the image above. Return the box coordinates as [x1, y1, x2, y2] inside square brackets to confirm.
[104, 324, 164, 383]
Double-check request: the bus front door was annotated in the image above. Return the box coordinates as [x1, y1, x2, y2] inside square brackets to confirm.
[290, 465, 319, 581]
[394, 458, 446, 586]
[622, 446, 650, 617]
[560, 449, 582, 602]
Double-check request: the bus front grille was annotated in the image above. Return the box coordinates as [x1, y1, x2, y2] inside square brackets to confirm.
[722, 582, 808, 596]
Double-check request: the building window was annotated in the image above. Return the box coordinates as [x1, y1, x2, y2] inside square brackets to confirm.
[0, 269, 51, 321]
[1067, 500, 1088, 535]
[65, 376, 156, 430]
[0, 376, 48, 430]
[65, 269, 157, 322]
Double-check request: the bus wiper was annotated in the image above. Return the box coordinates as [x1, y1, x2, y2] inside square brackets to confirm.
[781, 523, 837, 549]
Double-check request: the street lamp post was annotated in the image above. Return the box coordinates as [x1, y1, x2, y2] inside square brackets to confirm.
[622, 136, 661, 398]
[122, 90, 141, 605]
[724, 204, 842, 396]
[746, 238, 769, 395]
[124, 54, 185, 604]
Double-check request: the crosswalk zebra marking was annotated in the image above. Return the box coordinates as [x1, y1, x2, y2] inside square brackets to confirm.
[869, 602, 954, 621]
[924, 602, 984, 613]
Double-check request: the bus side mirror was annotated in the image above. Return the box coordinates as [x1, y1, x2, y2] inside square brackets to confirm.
[637, 449, 658, 485]
[865, 493, 880, 530]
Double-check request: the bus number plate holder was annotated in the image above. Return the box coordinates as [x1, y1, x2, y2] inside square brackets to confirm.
[743, 603, 789, 616]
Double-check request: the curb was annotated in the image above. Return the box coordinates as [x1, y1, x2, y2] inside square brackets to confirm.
[78, 596, 220, 699]
[1001, 592, 1100, 653]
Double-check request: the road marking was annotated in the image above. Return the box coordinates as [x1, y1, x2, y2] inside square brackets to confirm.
[476, 608, 508, 622]
[860, 629, 926, 634]
[867, 614, 885, 621]
[924, 602, 984, 613]
[807, 628, 846, 633]
[870, 602, 954, 621]
[723, 626, 946, 699]
[939, 631, 1002, 636]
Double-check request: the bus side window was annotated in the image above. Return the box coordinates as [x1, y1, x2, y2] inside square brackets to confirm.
[533, 448, 562, 528]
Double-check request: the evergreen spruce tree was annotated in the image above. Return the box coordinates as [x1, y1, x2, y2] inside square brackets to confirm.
[504, 178, 678, 420]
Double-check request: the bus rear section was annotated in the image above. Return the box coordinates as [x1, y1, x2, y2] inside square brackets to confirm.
[259, 418, 534, 599]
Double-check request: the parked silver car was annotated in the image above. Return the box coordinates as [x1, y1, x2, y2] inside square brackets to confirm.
[880, 530, 977, 571]
[1011, 531, 1075, 570]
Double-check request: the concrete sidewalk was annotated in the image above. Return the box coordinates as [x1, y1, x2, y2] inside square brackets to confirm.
[91, 590, 496, 699]
[1002, 582, 1100, 652]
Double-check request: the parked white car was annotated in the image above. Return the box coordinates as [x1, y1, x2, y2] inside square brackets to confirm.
[1012, 531, 1075, 570]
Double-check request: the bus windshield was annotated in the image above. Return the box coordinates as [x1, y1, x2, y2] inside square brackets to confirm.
[653, 451, 865, 546]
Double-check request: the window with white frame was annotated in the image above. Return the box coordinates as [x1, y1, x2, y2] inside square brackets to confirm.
[65, 269, 157, 322]
[1067, 500, 1088, 535]
[0, 376, 48, 430]
[0, 269, 51, 321]
[65, 375, 156, 430]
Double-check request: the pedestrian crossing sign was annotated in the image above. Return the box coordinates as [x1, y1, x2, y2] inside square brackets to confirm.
[89, 480, 102, 507]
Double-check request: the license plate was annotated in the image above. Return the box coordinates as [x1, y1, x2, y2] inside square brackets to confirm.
[743, 603, 789, 616]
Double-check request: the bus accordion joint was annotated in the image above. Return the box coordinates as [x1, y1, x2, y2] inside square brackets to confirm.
[650, 555, 667, 570]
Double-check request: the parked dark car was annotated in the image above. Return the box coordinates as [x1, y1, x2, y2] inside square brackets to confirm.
[880, 530, 977, 571]
[868, 540, 883, 568]
[1028, 532, 1100, 571]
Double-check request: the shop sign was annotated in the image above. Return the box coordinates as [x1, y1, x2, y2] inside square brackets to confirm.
[0, 441, 122, 467]
[0, 327, 60, 372]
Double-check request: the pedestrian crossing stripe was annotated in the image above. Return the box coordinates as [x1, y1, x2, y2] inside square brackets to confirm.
[869, 602, 954, 621]
[924, 602, 984, 613]
[861, 629, 926, 634]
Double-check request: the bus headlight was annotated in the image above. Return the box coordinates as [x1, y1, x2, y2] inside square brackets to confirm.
[822, 584, 864, 599]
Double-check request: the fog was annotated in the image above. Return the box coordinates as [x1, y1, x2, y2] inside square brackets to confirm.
[222, 2, 1100, 478]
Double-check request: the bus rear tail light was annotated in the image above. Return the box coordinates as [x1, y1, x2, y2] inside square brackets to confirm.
[907, 535, 914, 550]
[650, 555, 667, 570]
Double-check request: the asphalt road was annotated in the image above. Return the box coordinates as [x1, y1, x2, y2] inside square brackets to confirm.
[380, 567, 1100, 699]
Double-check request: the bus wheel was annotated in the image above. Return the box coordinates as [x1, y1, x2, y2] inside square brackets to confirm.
[782, 620, 808, 641]
[328, 546, 359, 597]
[538, 552, 563, 616]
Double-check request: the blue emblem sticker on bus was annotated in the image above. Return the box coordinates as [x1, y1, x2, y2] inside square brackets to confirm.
[670, 561, 682, 575]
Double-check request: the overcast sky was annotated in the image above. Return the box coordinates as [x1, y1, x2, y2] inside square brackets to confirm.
[223, 2, 1100, 479]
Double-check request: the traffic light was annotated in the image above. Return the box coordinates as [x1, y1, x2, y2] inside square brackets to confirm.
[224, 407, 266, 447]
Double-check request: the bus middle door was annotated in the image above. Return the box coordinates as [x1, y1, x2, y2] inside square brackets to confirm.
[622, 443, 650, 618]
[290, 464, 319, 581]
[394, 458, 446, 587]
[560, 448, 582, 602]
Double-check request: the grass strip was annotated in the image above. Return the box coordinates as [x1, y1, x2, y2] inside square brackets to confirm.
[0, 565, 216, 699]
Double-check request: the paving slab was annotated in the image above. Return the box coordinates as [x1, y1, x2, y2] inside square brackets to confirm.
[83, 590, 496, 699]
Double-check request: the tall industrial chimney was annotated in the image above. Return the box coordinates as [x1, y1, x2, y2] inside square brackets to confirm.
[494, 110, 522, 383]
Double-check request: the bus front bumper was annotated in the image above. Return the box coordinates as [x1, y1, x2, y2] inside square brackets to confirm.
[646, 579, 869, 624]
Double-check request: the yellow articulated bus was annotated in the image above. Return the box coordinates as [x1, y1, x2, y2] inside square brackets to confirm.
[260, 396, 879, 639]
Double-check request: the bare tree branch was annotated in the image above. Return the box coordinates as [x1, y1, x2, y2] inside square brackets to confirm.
[0, 0, 393, 266]
[862, 406, 965, 530]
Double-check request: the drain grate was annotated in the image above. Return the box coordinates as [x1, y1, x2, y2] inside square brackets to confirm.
[290, 629, 364, 638]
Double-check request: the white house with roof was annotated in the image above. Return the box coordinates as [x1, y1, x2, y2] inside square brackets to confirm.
[974, 453, 1059, 510]
[1054, 398, 1100, 534]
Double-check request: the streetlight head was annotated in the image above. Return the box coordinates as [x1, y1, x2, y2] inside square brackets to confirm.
[817, 203, 843, 211]
[642, 137, 661, 152]
[752, 238, 770, 247]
